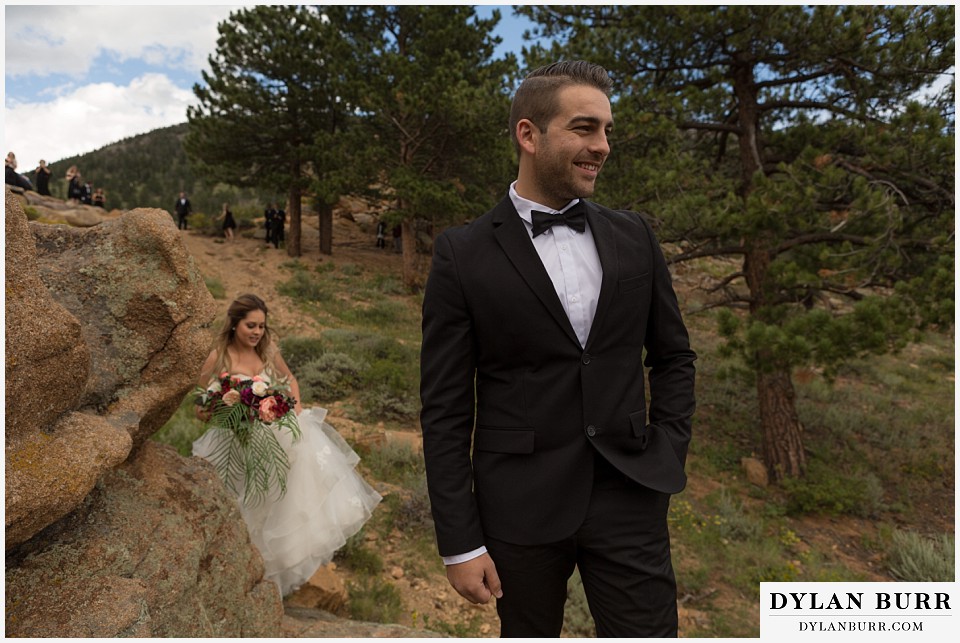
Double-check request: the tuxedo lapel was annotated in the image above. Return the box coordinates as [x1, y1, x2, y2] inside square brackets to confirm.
[584, 203, 618, 350]
[491, 199, 581, 346]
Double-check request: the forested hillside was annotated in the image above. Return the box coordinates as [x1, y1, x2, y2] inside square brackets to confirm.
[44, 123, 266, 215]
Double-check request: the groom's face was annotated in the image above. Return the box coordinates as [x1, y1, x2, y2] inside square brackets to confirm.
[530, 84, 613, 209]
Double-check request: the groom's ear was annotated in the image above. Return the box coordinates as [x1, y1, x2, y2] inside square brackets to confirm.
[516, 119, 539, 156]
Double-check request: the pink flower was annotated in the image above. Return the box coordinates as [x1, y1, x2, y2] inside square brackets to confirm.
[259, 396, 279, 423]
[252, 375, 264, 382]
[222, 389, 241, 406]
[219, 371, 229, 379]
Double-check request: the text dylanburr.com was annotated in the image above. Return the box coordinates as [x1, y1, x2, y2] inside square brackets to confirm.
[761, 582, 956, 640]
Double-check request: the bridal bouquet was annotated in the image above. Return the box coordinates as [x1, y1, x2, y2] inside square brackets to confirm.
[195, 372, 301, 505]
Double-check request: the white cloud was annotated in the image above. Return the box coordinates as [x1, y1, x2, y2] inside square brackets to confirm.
[5, 5, 241, 78]
[5, 73, 195, 168]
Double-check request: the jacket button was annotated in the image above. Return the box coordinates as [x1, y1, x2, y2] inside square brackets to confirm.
[586, 425, 597, 437]
[582, 353, 591, 365]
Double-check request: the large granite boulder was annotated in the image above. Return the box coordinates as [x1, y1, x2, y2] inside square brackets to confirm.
[4, 441, 283, 637]
[5, 191, 217, 548]
[5, 188, 283, 636]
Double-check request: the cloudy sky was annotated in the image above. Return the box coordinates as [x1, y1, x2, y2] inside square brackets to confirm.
[3, 3, 535, 174]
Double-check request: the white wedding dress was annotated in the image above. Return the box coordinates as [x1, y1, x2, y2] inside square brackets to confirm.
[193, 398, 381, 596]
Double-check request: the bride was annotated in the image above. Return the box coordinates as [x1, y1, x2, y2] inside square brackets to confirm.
[192, 293, 381, 596]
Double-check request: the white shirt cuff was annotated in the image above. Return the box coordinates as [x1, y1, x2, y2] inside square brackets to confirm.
[442, 546, 488, 566]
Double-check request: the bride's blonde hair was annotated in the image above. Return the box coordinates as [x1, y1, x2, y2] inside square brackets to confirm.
[211, 293, 276, 376]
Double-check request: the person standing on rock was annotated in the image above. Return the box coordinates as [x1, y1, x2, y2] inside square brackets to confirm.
[420, 60, 696, 637]
[192, 293, 381, 596]
[65, 166, 83, 202]
[34, 160, 52, 196]
[174, 192, 192, 230]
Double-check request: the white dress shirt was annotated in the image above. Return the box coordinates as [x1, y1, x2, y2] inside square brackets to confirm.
[442, 184, 604, 566]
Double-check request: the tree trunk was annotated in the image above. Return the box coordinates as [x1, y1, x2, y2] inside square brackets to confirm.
[400, 219, 420, 292]
[287, 160, 301, 257]
[318, 199, 333, 256]
[757, 365, 807, 481]
[733, 54, 807, 481]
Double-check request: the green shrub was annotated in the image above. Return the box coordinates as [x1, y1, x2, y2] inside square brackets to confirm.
[278, 269, 330, 302]
[340, 262, 362, 277]
[334, 532, 383, 575]
[297, 352, 364, 403]
[429, 615, 484, 637]
[782, 460, 884, 517]
[204, 276, 226, 300]
[562, 570, 595, 637]
[887, 530, 955, 582]
[370, 273, 405, 295]
[346, 576, 403, 623]
[277, 336, 326, 372]
[153, 394, 206, 456]
[713, 489, 763, 542]
[359, 388, 419, 422]
[363, 441, 425, 486]
[377, 484, 434, 538]
[342, 299, 408, 327]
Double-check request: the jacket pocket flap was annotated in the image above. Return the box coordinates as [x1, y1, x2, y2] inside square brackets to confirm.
[628, 411, 649, 449]
[619, 272, 650, 294]
[474, 428, 535, 454]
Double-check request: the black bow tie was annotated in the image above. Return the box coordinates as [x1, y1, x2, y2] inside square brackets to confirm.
[531, 202, 587, 237]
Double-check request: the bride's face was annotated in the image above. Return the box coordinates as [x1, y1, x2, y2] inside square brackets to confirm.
[234, 310, 266, 349]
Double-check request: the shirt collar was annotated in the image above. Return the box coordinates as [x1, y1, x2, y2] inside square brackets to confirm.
[509, 181, 581, 227]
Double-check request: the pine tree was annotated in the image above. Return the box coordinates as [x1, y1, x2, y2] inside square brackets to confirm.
[185, 5, 349, 257]
[334, 5, 518, 290]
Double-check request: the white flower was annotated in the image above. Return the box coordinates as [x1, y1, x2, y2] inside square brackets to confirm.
[315, 446, 332, 469]
[251, 381, 268, 396]
[207, 381, 222, 394]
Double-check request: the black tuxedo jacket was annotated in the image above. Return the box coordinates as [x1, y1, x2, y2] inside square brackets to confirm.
[420, 196, 696, 557]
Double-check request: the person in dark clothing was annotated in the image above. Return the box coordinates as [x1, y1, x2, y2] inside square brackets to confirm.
[271, 207, 286, 249]
[174, 192, 192, 229]
[264, 204, 277, 245]
[420, 60, 696, 638]
[34, 160, 52, 195]
[66, 166, 83, 202]
[5, 152, 33, 191]
[220, 202, 237, 242]
[81, 183, 94, 205]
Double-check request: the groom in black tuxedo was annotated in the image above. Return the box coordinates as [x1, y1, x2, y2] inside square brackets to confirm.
[420, 60, 696, 637]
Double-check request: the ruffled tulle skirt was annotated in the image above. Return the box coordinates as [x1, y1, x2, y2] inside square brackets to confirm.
[193, 407, 381, 595]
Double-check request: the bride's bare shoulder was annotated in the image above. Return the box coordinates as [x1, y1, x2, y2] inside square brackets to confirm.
[197, 349, 221, 382]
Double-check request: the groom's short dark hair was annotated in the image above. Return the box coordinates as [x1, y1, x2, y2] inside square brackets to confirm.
[509, 60, 613, 156]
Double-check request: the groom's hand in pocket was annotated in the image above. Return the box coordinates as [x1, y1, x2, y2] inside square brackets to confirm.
[446, 553, 503, 604]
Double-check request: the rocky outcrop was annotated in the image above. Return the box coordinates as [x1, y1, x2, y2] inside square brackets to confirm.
[4, 188, 279, 637]
[5, 441, 283, 637]
[5, 190, 218, 550]
[8, 186, 124, 227]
